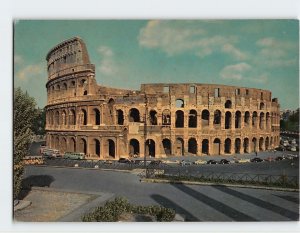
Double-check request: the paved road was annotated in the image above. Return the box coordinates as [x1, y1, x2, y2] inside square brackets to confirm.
[23, 166, 299, 221]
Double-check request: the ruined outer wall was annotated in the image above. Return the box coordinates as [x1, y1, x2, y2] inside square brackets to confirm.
[45, 37, 281, 159]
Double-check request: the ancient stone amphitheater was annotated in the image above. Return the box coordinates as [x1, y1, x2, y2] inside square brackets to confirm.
[45, 37, 280, 159]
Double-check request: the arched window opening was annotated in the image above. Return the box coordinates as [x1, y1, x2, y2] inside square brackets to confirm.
[188, 138, 197, 155]
[81, 109, 87, 125]
[213, 110, 221, 125]
[175, 138, 184, 156]
[93, 108, 101, 125]
[62, 110, 67, 125]
[224, 138, 231, 154]
[213, 138, 221, 155]
[61, 138, 67, 154]
[149, 110, 157, 125]
[55, 111, 60, 125]
[202, 139, 209, 155]
[265, 137, 269, 150]
[243, 138, 249, 153]
[129, 108, 140, 122]
[244, 111, 250, 126]
[145, 139, 155, 157]
[63, 83, 67, 90]
[259, 112, 265, 130]
[235, 138, 241, 154]
[108, 139, 115, 158]
[69, 109, 76, 125]
[94, 139, 100, 157]
[260, 102, 264, 110]
[69, 138, 76, 152]
[188, 110, 197, 128]
[225, 111, 231, 129]
[162, 109, 171, 125]
[175, 110, 184, 128]
[259, 137, 264, 151]
[117, 109, 124, 125]
[129, 139, 140, 157]
[235, 111, 241, 128]
[252, 138, 257, 153]
[175, 99, 184, 108]
[252, 112, 258, 127]
[162, 139, 171, 156]
[266, 112, 270, 129]
[201, 110, 209, 127]
[83, 90, 88, 95]
[79, 138, 87, 154]
[225, 100, 232, 108]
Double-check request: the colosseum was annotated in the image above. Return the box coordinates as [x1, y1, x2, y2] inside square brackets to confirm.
[45, 37, 281, 160]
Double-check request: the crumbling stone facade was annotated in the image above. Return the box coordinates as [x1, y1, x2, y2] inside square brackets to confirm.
[45, 37, 281, 159]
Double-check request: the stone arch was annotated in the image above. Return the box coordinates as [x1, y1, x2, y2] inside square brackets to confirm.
[235, 111, 241, 128]
[175, 110, 184, 128]
[129, 138, 140, 157]
[69, 137, 76, 152]
[259, 137, 264, 151]
[145, 139, 155, 157]
[162, 138, 172, 156]
[244, 111, 250, 126]
[201, 110, 209, 127]
[224, 138, 231, 154]
[94, 139, 101, 157]
[213, 138, 221, 155]
[129, 108, 140, 122]
[213, 110, 221, 125]
[117, 109, 124, 125]
[55, 136, 59, 149]
[69, 109, 76, 125]
[188, 109, 197, 128]
[259, 112, 265, 130]
[80, 109, 87, 125]
[149, 110, 158, 125]
[252, 111, 258, 128]
[175, 99, 184, 108]
[175, 138, 184, 156]
[202, 139, 209, 155]
[235, 138, 241, 154]
[188, 138, 197, 155]
[62, 110, 67, 125]
[79, 138, 87, 154]
[93, 108, 101, 125]
[225, 100, 232, 108]
[252, 137, 257, 153]
[55, 111, 60, 125]
[225, 111, 232, 129]
[265, 137, 269, 150]
[61, 137, 67, 154]
[63, 82, 67, 90]
[108, 139, 116, 158]
[162, 109, 171, 125]
[243, 138, 249, 153]
[260, 102, 264, 110]
[266, 112, 270, 129]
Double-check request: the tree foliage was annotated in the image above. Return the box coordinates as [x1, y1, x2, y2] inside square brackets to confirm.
[13, 87, 37, 199]
[31, 108, 46, 135]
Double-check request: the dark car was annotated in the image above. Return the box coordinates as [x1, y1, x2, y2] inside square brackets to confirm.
[219, 159, 230, 164]
[149, 160, 162, 166]
[118, 158, 132, 163]
[207, 160, 217, 164]
[250, 157, 263, 163]
[275, 156, 283, 161]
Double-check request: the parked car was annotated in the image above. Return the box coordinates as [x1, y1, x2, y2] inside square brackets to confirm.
[193, 159, 206, 165]
[250, 157, 263, 163]
[219, 159, 230, 164]
[238, 158, 251, 163]
[207, 160, 217, 164]
[118, 158, 132, 163]
[180, 160, 192, 166]
[103, 160, 113, 164]
[149, 160, 162, 166]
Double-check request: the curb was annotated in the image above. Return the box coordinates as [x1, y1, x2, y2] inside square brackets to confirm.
[140, 178, 299, 192]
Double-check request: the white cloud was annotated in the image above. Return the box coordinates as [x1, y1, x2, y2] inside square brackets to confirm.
[220, 62, 252, 80]
[138, 20, 244, 60]
[97, 46, 117, 75]
[16, 64, 43, 81]
[255, 37, 297, 67]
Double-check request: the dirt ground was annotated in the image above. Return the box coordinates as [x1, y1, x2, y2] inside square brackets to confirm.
[14, 189, 95, 222]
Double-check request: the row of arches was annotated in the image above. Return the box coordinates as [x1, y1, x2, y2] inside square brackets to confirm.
[48, 107, 279, 130]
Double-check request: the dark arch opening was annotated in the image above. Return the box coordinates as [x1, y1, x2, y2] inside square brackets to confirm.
[201, 110, 209, 127]
[108, 139, 115, 158]
[252, 138, 257, 153]
[213, 138, 221, 155]
[162, 109, 171, 125]
[224, 138, 231, 154]
[225, 111, 232, 129]
[129, 108, 140, 122]
[235, 111, 241, 128]
[213, 110, 221, 125]
[202, 139, 209, 155]
[244, 111, 250, 126]
[243, 138, 249, 153]
[235, 138, 241, 154]
[175, 110, 184, 128]
[149, 110, 158, 125]
[145, 139, 155, 157]
[162, 139, 171, 156]
[188, 138, 197, 155]
[188, 110, 197, 128]
[94, 108, 101, 125]
[117, 109, 124, 125]
[259, 137, 264, 151]
[225, 100, 232, 108]
[81, 109, 87, 125]
[129, 139, 140, 157]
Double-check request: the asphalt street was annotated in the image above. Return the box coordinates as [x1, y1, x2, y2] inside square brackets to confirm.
[23, 166, 299, 221]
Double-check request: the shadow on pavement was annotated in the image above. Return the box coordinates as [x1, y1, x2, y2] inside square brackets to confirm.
[171, 184, 256, 221]
[213, 185, 299, 221]
[273, 194, 299, 204]
[151, 194, 199, 221]
[18, 175, 55, 200]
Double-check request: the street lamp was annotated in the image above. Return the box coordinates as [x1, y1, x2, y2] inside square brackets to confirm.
[144, 93, 148, 170]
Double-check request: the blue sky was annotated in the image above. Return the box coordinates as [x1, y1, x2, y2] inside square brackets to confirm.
[14, 20, 299, 110]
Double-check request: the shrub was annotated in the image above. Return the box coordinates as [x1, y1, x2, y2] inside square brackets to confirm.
[82, 197, 175, 222]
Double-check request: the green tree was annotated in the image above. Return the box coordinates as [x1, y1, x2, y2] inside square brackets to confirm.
[14, 87, 37, 199]
[31, 108, 46, 135]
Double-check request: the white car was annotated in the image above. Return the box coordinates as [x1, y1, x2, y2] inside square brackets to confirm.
[193, 160, 206, 165]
